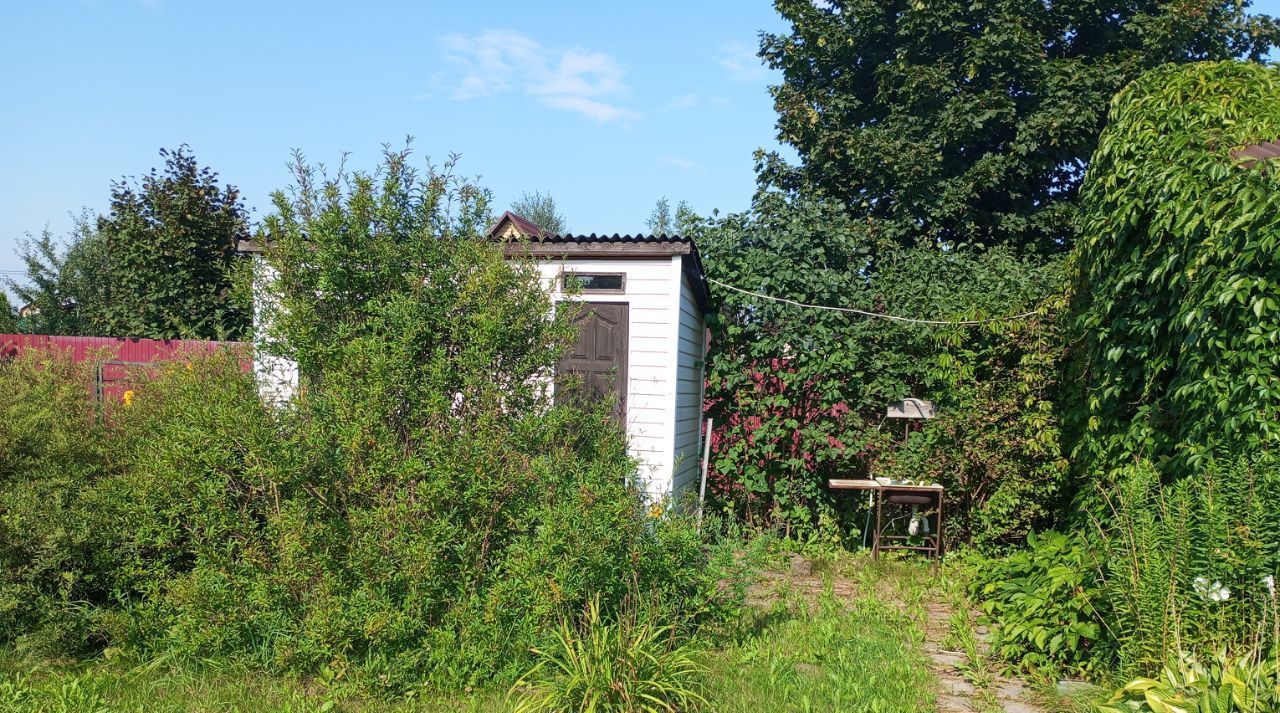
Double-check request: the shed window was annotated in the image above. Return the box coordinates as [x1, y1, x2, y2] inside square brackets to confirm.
[563, 273, 625, 293]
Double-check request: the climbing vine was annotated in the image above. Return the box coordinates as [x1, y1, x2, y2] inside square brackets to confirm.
[1070, 61, 1280, 482]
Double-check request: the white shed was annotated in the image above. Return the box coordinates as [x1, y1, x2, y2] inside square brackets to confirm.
[489, 212, 711, 501]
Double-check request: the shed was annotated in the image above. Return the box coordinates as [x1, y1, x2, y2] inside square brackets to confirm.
[490, 212, 711, 501]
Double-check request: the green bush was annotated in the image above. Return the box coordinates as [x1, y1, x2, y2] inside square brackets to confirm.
[699, 192, 1067, 545]
[509, 596, 707, 713]
[979, 456, 1280, 679]
[976, 530, 1112, 678]
[0, 352, 116, 657]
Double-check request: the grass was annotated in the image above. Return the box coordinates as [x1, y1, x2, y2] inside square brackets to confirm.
[0, 655, 504, 713]
[0, 550, 944, 712]
[705, 592, 935, 711]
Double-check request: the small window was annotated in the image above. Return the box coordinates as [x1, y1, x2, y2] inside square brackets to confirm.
[563, 273, 625, 293]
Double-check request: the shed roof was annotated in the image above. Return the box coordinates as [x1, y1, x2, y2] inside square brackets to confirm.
[490, 217, 711, 313]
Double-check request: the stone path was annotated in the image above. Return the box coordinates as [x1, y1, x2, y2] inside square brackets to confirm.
[923, 598, 1045, 713]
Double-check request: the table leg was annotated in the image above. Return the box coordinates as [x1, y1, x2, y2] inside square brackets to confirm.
[873, 491, 883, 560]
[936, 491, 945, 560]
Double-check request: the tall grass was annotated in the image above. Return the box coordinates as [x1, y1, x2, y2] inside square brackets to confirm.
[509, 595, 707, 713]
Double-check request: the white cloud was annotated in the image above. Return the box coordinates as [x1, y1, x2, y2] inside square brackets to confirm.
[659, 93, 699, 112]
[441, 30, 637, 124]
[658, 155, 696, 172]
[714, 40, 768, 83]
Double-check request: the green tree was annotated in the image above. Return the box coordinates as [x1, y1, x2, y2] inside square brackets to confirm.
[5, 213, 108, 335]
[5, 149, 249, 339]
[646, 197, 698, 235]
[93, 146, 249, 340]
[1069, 61, 1280, 483]
[0, 292, 16, 333]
[760, 0, 1279, 254]
[510, 190, 568, 234]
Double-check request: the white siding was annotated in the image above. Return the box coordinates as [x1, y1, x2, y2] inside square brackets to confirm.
[532, 257, 681, 501]
[250, 260, 298, 406]
[672, 269, 707, 497]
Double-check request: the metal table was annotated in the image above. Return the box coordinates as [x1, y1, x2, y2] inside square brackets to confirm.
[828, 479, 945, 560]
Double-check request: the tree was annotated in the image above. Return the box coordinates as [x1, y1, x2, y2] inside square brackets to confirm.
[510, 190, 568, 234]
[0, 292, 16, 333]
[92, 146, 249, 340]
[5, 149, 249, 339]
[646, 196, 698, 235]
[760, 0, 1279, 254]
[5, 213, 109, 336]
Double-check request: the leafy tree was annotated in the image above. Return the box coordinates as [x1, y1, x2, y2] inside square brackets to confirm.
[5, 149, 249, 339]
[1069, 61, 1280, 482]
[0, 293, 16, 333]
[510, 190, 568, 234]
[760, 0, 1279, 254]
[5, 213, 108, 335]
[646, 197, 697, 235]
[92, 146, 249, 340]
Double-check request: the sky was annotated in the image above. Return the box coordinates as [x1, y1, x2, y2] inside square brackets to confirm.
[3, 1, 1280, 283]
[0, 0, 791, 278]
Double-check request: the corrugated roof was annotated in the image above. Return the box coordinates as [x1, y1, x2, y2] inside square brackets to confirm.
[534, 232, 691, 244]
[1232, 141, 1280, 167]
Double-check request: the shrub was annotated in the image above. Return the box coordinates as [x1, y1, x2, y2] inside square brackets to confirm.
[0, 147, 730, 696]
[976, 530, 1112, 678]
[978, 456, 1280, 679]
[699, 191, 1066, 544]
[509, 596, 707, 713]
[0, 352, 115, 656]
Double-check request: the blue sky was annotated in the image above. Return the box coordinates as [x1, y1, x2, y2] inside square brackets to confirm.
[3, 0, 1280, 281]
[0, 0, 791, 277]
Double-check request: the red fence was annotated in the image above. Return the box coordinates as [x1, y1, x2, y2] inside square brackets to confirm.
[0, 334, 251, 401]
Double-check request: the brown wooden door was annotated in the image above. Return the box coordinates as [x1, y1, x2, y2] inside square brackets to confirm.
[556, 302, 628, 420]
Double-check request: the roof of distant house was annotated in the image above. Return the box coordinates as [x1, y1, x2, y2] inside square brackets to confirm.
[1231, 140, 1280, 167]
[488, 211, 547, 240]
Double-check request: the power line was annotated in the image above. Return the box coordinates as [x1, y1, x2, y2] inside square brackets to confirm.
[707, 277, 1040, 326]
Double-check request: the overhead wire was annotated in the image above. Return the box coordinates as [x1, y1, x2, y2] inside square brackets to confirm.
[707, 277, 1041, 326]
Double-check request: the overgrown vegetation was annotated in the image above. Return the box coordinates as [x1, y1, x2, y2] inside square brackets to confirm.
[973, 64, 1280, 696]
[1069, 60, 1280, 483]
[699, 191, 1067, 546]
[0, 147, 731, 698]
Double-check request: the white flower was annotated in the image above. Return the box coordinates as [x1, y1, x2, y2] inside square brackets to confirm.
[1264, 575, 1276, 597]
[1193, 577, 1230, 603]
